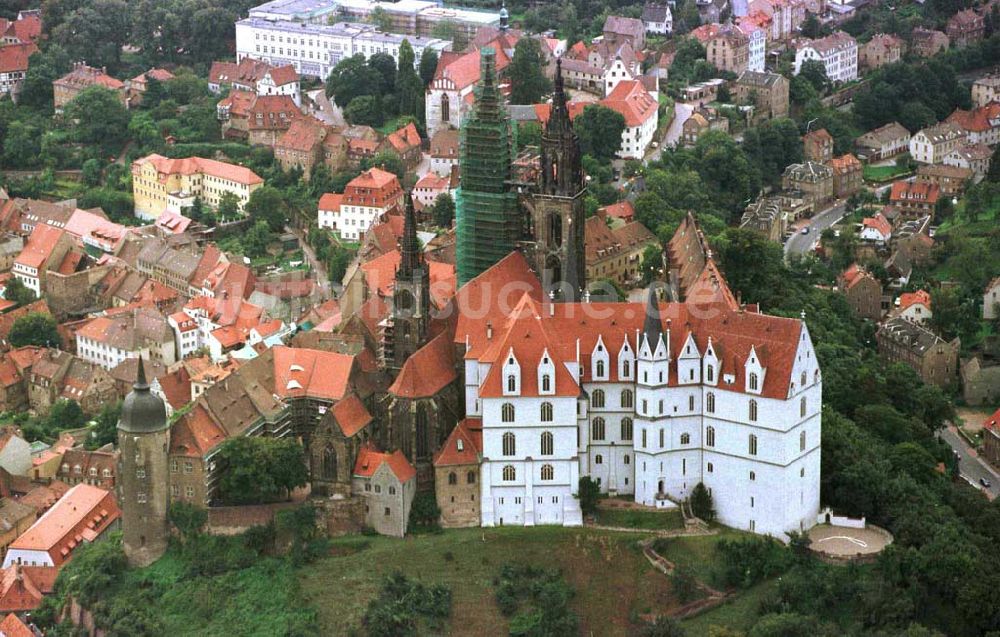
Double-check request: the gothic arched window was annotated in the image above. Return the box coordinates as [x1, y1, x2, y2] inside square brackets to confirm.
[540, 402, 553, 422]
[540, 431, 554, 455]
[502, 432, 516, 456]
[502, 403, 515, 422]
[322, 445, 337, 480]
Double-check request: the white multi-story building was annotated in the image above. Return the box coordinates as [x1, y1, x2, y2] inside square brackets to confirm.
[459, 261, 821, 540]
[794, 31, 858, 83]
[909, 122, 966, 164]
[322, 167, 403, 241]
[739, 23, 766, 73]
[235, 18, 449, 80]
[600, 80, 658, 160]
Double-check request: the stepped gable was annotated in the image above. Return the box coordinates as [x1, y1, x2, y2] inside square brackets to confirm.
[388, 331, 457, 399]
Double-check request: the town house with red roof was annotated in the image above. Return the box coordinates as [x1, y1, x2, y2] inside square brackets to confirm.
[52, 63, 125, 113]
[837, 264, 884, 322]
[324, 168, 404, 241]
[378, 122, 422, 170]
[0, 42, 37, 102]
[352, 445, 416, 537]
[434, 418, 483, 528]
[891, 290, 932, 324]
[11, 224, 74, 297]
[425, 39, 514, 138]
[2, 483, 120, 568]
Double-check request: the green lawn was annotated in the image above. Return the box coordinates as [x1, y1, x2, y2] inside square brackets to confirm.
[595, 506, 684, 530]
[863, 163, 910, 182]
[299, 526, 680, 636]
[681, 580, 778, 634]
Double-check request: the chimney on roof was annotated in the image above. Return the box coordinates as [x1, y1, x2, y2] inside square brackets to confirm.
[486, 321, 493, 340]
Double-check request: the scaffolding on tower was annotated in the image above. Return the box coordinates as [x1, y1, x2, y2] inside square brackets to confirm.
[455, 47, 521, 286]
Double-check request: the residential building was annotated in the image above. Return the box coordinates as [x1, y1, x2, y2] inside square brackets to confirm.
[641, 3, 673, 34]
[131, 154, 264, 220]
[701, 24, 751, 74]
[985, 277, 1000, 320]
[0, 430, 29, 477]
[584, 217, 658, 287]
[733, 71, 789, 122]
[803, 128, 834, 163]
[352, 445, 416, 538]
[0, 500, 35, 561]
[838, 264, 883, 321]
[55, 448, 116, 489]
[599, 201, 636, 223]
[915, 163, 971, 197]
[740, 196, 786, 242]
[603, 15, 646, 50]
[429, 129, 460, 177]
[909, 122, 966, 164]
[892, 290, 932, 323]
[12, 225, 73, 297]
[794, 32, 858, 83]
[946, 9, 985, 49]
[855, 122, 910, 161]
[737, 21, 766, 73]
[413, 173, 452, 210]
[378, 122, 422, 169]
[682, 107, 729, 147]
[426, 42, 513, 138]
[246, 94, 301, 147]
[52, 63, 125, 113]
[911, 28, 949, 58]
[943, 143, 993, 177]
[828, 153, 862, 198]
[75, 307, 177, 370]
[876, 318, 959, 387]
[322, 168, 404, 241]
[860, 34, 902, 71]
[781, 161, 833, 213]
[0, 564, 56, 614]
[274, 116, 348, 176]
[0, 42, 37, 102]
[126, 68, 175, 107]
[600, 80, 658, 159]
[23, 349, 117, 415]
[234, 18, 449, 81]
[889, 180, 940, 217]
[2, 484, 120, 568]
[433, 418, 482, 528]
[946, 103, 1000, 146]
[971, 74, 1000, 108]
[961, 358, 1000, 407]
[860, 213, 892, 245]
[317, 193, 343, 232]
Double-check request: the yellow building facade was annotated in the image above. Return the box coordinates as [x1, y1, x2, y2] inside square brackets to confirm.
[131, 154, 263, 220]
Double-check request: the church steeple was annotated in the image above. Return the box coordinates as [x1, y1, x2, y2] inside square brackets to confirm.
[540, 58, 584, 197]
[499, 0, 509, 32]
[399, 191, 421, 277]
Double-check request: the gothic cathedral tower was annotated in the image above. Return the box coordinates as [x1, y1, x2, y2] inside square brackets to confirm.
[389, 192, 431, 370]
[117, 358, 170, 567]
[530, 58, 587, 301]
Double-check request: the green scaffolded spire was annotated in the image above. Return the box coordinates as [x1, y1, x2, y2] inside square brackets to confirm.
[456, 46, 520, 286]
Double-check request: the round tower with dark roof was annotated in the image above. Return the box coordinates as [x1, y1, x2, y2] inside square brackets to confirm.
[117, 356, 170, 567]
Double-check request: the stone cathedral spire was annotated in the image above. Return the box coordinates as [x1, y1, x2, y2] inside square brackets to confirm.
[389, 192, 431, 370]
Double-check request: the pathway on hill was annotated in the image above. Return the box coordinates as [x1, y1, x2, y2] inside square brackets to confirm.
[941, 424, 999, 500]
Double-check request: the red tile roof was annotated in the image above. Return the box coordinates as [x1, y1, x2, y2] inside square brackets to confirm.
[15, 224, 63, 269]
[899, 289, 931, 311]
[318, 193, 343, 211]
[272, 346, 355, 401]
[946, 103, 1000, 133]
[434, 418, 483, 467]
[890, 180, 940, 205]
[862, 213, 892, 238]
[170, 403, 226, 457]
[601, 80, 657, 127]
[600, 201, 635, 221]
[385, 122, 421, 154]
[0, 565, 56, 613]
[0, 612, 32, 637]
[0, 42, 37, 74]
[266, 64, 299, 86]
[389, 331, 457, 398]
[985, 407, 1000, 432]
[8, 484, 119, 567]
[344, 168, 403, 210]
[361, 249, 456, 309]
[353, 444, 416, 482]
[331, 394, 372, 437]
[434, 46, 512, 91]
[133, 154, 264, 186]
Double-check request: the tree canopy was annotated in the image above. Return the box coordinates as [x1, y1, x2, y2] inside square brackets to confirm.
[508, 38, 551, 105]
[573, 105, 625, 163]
[8, 311, 60, 348]
[214, 437, 309, 505]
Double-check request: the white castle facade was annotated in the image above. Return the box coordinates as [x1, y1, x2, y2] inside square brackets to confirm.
[460, 289, 821, 540]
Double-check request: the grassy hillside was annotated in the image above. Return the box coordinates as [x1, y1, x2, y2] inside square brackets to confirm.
[298, 526, 746, 636]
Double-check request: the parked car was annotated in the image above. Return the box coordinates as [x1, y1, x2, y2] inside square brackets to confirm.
[980, 477, 992, 489]
[800, 227, 810, 235]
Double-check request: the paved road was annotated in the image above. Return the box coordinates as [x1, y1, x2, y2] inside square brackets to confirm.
[940, 425, 999, 500]
[783, 200, 848, 258]
[286, 225, 332, 299]
[646, 102, 694, 164]
[306, 89, 345, 126]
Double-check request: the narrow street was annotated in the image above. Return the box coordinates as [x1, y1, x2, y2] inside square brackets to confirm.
[783, 200, 849, 258]
[940, 425, 999, 500]
[286, 225, 333, 299]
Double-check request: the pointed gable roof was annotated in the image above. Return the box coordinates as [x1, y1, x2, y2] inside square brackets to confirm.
[353, 444, 416, 482]
[389, 331, 457, 399]
[331, 394, 372, 437]
[434, 418, 483, 467]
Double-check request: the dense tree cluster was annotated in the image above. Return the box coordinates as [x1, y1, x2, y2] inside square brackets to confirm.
[213, 437, 309, 505]
[326, 43, 428, 129]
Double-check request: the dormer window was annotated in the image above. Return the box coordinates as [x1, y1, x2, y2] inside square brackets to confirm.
[542, 375, 551, 392]
[749, 373, 759, 391]
[706, 366, 714, 382]
[507, 376, 516, 392]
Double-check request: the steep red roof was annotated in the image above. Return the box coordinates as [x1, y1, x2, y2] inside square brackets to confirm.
[891, 180, 940, 205]
[267, 64, 299, 86]
[434, 418, 483, 467]
[272, 346, 354, 401]
[318, 193, 342, 212]
[15, 224, 63, 269]
[946, 103, 1000, 133]
[385, 122, 421, 154]
[331, 394, 372, 437]
[389, 331, 456, 398]
[361, 249, 456, 309]
[862, 213, 892, 238]
[0, 613, 32, 637]
[985, 407, 1000, 432]
[8, 484, 119, 567]
[899, 289, 931, 311]
[353, 444, 416, 482]
[0, 42, 37, 74]
[601, 80, 657, 127]
[170, 404, 226, 457]
[0, 565, 56, 614]
[600, 201, 635, 221]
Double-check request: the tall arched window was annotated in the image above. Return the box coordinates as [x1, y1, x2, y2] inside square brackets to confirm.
[502, 465, 515, 481]
[620, 417, 633, 441]
[448, 471, 457, 485]
[749, 399, 758, 422]
[706, 365, 714, 382]
[322, 445, 337, 480]
[620, 389, 634, 409]
[540, 431, 554, 455]
[540, 402, 553, 422]
[441, 93, 450, 122]
[680, 433, 690, 445]
[688, 395, 695, 411]
[540, 464, 554, 480]
[706, 392, 715, 413]
[415, 404, 429, 458]
[706, 426, 715, 447]
[542, 374, 551, 392]
[502, 403, 515, 422]
[591, 389, 605, 408]
[800, 371, 807, 386]
[748, 434, 758, 455]
[621, 360, 631, 378]
[596, 360, 605, 378]
[467, 470, 476, 484]
[800, 397, 807, 417]
[592, 417, 606, 441]
[800, 430, 806, 451]
[502, 432, 516, 456]
[595, 454, 603, 464]
[749, 372, 759, 391]
[507, 375, 516, 392]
